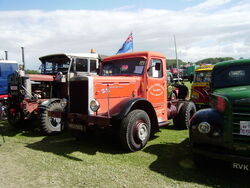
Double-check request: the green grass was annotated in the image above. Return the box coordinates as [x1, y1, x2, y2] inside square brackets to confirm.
[0, 121, 249, 188]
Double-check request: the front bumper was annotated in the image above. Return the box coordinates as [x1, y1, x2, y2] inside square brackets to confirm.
[193, 147, 250, 171]
[48, 111, 111, 128]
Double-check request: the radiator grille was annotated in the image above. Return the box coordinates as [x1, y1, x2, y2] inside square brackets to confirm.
[69, 80, 88, 114]
[232, 104, 250, 143]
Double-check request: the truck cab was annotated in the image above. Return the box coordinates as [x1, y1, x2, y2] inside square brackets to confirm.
[0, 60, 18, 117]
[7, 52, 102, 134]
[190, 64, 214, 109]
[51, 51, 196, 151]
[190, 59, 250, 171]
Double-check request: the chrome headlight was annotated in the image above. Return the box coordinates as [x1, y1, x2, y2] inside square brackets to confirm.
[198, 121, 211, 134]
[90, 99, 100, 112]
[60, 98, 68, 109]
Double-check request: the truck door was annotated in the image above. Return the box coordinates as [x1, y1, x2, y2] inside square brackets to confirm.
[89, 59, 98, 74]
[146, 58, 167, 122]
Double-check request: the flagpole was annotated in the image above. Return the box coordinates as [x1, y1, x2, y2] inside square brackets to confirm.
[174, 35, 179, 80]
[131, 32, 134, 52]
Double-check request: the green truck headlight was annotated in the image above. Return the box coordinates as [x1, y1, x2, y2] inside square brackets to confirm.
[198, 121, 211, 134]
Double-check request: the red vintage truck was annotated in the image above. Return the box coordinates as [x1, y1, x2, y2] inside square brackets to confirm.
[50, 51, 196, 151]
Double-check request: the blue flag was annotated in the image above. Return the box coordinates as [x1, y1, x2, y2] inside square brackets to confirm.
[116, 33, 133, 54]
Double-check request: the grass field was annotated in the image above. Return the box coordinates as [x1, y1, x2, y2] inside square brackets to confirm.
[0, 119, 249, 188]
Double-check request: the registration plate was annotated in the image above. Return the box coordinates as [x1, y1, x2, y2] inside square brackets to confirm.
[232, 162, 249, 171]
[240, 121, 250, 136]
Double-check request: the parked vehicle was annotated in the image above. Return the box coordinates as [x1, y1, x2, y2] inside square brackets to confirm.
[7, 52, 102, 133]
[190, 59, 250, 171]
[167, 72, 188, 100]
[49, 51, 196, 151]
[182, 64, 198, 81]
[0, 60, 18, 118]
[190, 64, 214, 109]
[170, 67, 178, 78]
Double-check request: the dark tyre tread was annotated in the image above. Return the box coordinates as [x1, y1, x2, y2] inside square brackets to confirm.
[173, 101, 196, 129]
[40, 102, 64, 134]
[120, 109, 151, 152]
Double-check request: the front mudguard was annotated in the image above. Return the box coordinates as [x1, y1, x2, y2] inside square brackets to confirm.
[38, 98, 61, 110]
[190, 108, 224, 146]
[112, 98, 159, 133]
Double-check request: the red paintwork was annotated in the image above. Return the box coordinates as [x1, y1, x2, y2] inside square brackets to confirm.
[26, 74, 54, 81]
[0, 94, 8, 100]
[192, 86, 211, 105]
[96, 51, 169, 123]
[9, 108, 16, 115]
[22, 98, 48, 114]
[171, 68, 178, 74]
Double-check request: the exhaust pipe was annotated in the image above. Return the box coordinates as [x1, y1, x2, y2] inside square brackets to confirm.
[19, 47, 25, 76]
[21, 47, 25, 71]
[4, 51, 8, 60]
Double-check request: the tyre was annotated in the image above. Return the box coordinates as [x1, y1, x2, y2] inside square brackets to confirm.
[177, 84, 189, 100]
[173, 101, 196, 129]
[120, 109, 151, 152]
[40, 102, 64, 134]
[7, 109, 24, 128]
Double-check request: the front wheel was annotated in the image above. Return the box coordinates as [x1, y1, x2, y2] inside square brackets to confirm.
[40, 102, 64, 134]
[120, 109, 151, 152]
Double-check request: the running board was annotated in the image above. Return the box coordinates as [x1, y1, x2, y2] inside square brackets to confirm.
[158, 121, 171, 127]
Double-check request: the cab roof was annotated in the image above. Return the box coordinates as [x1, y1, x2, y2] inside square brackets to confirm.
[195, 64, 214, 72]
[39, 53, 100, 61]
[214, 59, 250, 68]
[0, 60, 17, 64]
[103, 51, 166, 62]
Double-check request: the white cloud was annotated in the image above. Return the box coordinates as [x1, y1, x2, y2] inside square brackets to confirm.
[0, 0, 250, 69]
[185, 0, 232, 12]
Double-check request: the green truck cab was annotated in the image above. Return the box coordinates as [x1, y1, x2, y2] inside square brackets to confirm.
[189, 59, 250, 171]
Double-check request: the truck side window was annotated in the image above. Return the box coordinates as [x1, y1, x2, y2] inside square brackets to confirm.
[90, 59, 97, 73]
[76, 58, 88, 72]
[148, 59, 163, 78]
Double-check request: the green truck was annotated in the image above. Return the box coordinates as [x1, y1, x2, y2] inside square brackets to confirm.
[189, 59, 250, 171]
[182, 64, 198, 81]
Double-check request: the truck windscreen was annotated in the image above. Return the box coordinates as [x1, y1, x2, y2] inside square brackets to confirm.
[212, 64, 250, 89]
[194, 71, 212, 83]
[101, 58, 146, 76]
[41, 57, 70, 74]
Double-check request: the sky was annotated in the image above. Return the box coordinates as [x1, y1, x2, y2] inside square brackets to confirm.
[0, 0, 250, 69]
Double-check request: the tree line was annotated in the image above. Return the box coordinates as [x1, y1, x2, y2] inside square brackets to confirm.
[167, 57, 235, 68]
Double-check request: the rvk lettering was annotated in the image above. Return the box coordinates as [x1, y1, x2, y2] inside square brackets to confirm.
[233, 163, 249, 171]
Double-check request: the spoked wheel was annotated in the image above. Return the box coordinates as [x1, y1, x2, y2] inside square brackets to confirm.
[40, 102, 64, 134]
[120, 109, 151, 152]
